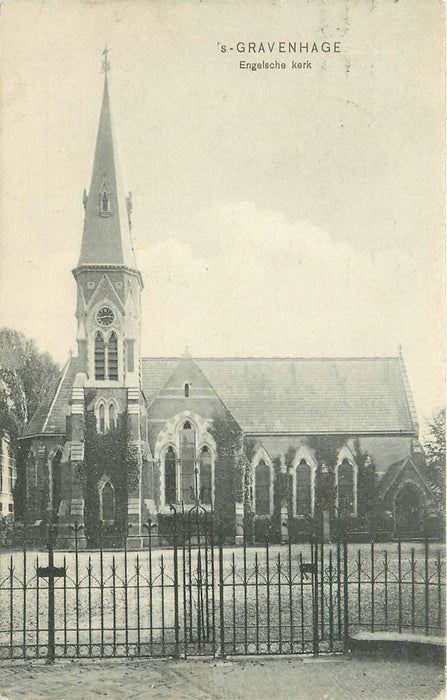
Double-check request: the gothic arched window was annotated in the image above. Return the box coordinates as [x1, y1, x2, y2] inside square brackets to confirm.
[102, 192, 109, 213]
[109, 401, 117, 429]
[95, 332, 105, 380]
[101, 482, 115, 523]
[338, 459, 354, 517]
[184, 383, 190, 397]
[164, 447, 177, 505]
[180, 421, 196, 503]
[255, 460, 271, 516]
[98, 403, 105, 433]
[200, 446, 212, 505]
[108, 332, 118, 380]
[295, 459, 312, 517]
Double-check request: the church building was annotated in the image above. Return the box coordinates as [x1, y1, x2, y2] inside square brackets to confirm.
[17, 71, 434, 547]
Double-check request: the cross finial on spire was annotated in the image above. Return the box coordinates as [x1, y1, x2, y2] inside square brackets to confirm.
[102, 45, 111, 74]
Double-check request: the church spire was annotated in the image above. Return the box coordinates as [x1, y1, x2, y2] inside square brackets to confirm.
[76, 63, 138, 274]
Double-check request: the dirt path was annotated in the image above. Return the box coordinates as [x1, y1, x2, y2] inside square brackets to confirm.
[0, 655, 444, 700]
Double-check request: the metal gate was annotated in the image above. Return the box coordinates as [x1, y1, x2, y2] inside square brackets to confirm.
[1, 510, 444, 661]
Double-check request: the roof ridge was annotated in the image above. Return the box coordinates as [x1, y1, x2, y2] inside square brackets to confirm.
[142, 355, 400, 362]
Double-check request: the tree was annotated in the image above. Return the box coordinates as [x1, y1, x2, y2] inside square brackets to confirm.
[0, 329, 60, 516]
[0, 328, 60, 429]
[424, 409, 445, 517]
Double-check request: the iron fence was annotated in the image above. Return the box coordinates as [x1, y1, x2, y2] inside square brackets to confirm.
[0, 510, 444, 662]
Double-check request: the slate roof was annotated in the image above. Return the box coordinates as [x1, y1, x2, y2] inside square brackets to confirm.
[141, 358, 179, 405]
[143, 356, 417, 435]
[21, 357, 77, 437]
[21, 354, 417, 440]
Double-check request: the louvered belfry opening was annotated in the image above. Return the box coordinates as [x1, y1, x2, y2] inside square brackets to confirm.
[108, 332, 118, 380]
[94, 332, 105, 380]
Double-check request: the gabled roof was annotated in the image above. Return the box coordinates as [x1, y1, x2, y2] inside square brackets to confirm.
[21, 357, 77, 438]
[141, 358, 179, 405]
[376, 453, 430, 499]
[20, 354, 418, 440]
[76, 76, 137, 271]
[142, 356, 417, 435]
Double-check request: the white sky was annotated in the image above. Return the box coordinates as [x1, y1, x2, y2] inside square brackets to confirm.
[0, 0, 444, 430]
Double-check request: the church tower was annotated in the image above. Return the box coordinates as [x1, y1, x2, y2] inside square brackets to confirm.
[63, 62, 146, 547]
[72, 71, 143, 387]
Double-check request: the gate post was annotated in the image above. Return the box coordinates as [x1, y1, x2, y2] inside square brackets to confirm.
[170, 505, 180, 658]
[46, 517, 55, 664]
[342, 539, 349, 653]
[218, 530, 225, 657]
[311, 536, 319, 656]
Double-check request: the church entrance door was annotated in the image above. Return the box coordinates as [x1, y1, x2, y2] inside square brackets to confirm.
[395, 484, 424, 537]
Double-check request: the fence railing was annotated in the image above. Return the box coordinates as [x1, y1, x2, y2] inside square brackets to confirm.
[0, 510, 444, 662]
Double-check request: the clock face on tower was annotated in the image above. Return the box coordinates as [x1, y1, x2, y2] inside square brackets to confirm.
[96, 306, 115, 327]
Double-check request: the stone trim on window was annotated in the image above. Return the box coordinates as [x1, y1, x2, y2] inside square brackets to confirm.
[335, 446, 358, 518]
[95, 398, 120, 433]
[291, 446, 317, 518]
[156, 411, 216, 512]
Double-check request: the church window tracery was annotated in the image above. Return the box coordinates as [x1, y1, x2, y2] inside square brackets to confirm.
[160, 417, 215, 508]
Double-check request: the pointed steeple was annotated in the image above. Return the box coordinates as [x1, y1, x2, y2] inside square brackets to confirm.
[76, 74, 138, 272]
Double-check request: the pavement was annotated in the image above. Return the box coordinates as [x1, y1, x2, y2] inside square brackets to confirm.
[0, 654, 445, 700]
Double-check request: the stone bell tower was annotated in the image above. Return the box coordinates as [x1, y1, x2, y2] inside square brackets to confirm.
[61, 59, 145, 546]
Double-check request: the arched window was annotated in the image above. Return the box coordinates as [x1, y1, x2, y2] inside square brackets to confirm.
[108, 332, 118, 380]
[102, 192, 109, 212]
[164, 447, 177, 504]
[180, 421, 196, 503]
[255, 460, 271, 516]
[200, 446, 212, 505]
[98, 403, 105, 433]
[338, 459, 354, 517]
[184, 383, 190, 397]
[101, 482, 115, 522]
[51, 450, 62, 514]
[295, 459, 312, 516]
[95, 332, 105, 380]
[109, 401, 117, 429]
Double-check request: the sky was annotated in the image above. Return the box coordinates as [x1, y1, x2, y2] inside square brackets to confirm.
[0, 0, 444, 431]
